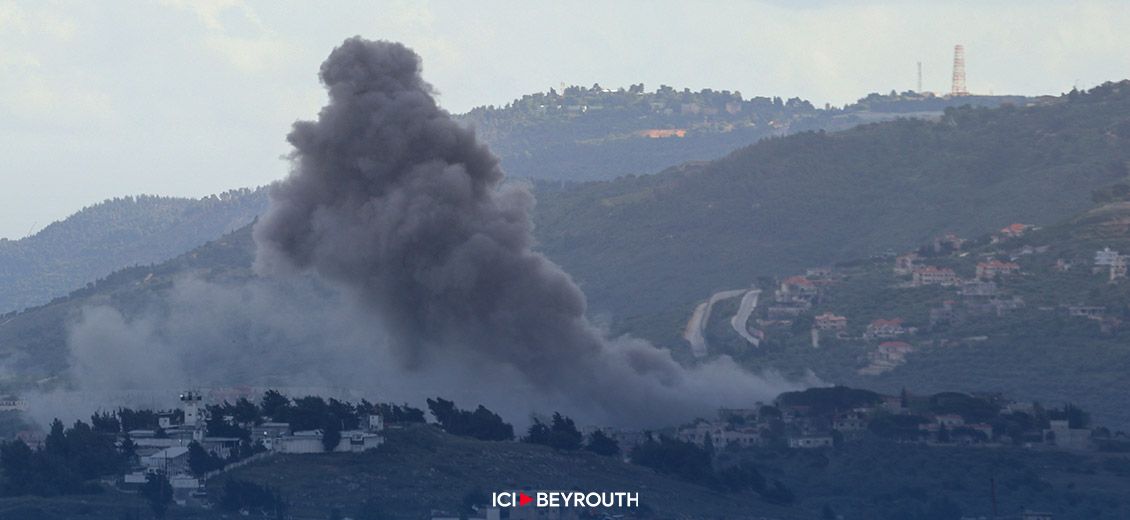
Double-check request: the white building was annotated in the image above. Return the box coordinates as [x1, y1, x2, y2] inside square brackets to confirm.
[141, 446, 190, 474]
[787, 436, 833, 449]
[1095, 247, 1121, 266]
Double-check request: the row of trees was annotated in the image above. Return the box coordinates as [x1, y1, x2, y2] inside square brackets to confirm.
[421, 399, 622, 457]
[426, 398, 514, 441]
[0, 418, 129, 496]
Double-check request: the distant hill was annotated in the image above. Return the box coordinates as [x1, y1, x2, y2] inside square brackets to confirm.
[460, 84, 1029, 182]
[532, 82, 1130, 346]
[0, 224, 257, 386]
[0, 188, 268, 314]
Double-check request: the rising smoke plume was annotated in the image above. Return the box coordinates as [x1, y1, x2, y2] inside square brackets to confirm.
[253, 37, 805, 424]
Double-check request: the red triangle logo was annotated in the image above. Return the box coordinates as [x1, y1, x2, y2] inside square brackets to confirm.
[518, 492, 533, 506]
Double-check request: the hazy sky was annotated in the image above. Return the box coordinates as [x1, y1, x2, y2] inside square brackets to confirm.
[3, 0, 1130, 240]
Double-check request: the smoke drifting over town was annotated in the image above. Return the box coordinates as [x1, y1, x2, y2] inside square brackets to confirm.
[44, 38, 806, 427]
[252, 37, 803, 423]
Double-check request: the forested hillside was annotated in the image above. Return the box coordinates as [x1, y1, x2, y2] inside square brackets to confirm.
[532, 82, 1130, 345]
[3, 84, 1130, 407]
[460, 84, 1027, 182]
[0, 188, 268, 314]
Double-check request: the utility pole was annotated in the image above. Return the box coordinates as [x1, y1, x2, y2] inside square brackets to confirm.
[990, 476, 998, 519]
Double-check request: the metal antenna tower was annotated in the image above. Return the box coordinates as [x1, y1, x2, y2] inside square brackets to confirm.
[951, 44, 967, 96]
[917, 61, 922, 93]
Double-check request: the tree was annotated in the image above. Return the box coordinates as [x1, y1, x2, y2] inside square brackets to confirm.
[0, 440, 35, 495]
[322, 424, 342, 452]
[188, 441, 224, 476]
[231, 397, 262, 425]
[91, 411, 120, 434]
[426, 398, 514, 441]
[45, 419, 67, 457]
[548, 412, 582, 451]
[261, 390, 291, 421]
[585, 430, 620, 457]
[524, 418, 551, 445]
[119, 434, 137, 463]
[141, 471, 173, 519]
[631, 436, 714, 486]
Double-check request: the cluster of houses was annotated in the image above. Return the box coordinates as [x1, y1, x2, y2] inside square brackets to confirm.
[115, 391, 385, 505]
[733, 223, 1129, 376]
[764, 270, 830, 322]
[673, 391, 1112, 454]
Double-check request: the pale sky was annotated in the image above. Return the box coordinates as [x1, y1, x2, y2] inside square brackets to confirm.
[2, 0, 1130, 239]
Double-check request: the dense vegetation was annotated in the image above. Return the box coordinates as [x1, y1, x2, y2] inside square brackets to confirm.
[0, 188, 268, 314]
[704, 196, 1130, 429]
[0, 418, 127, 497]
[533, 82, 1130, 346]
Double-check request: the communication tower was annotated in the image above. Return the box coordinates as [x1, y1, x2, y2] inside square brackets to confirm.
[951, 45, 968, 96]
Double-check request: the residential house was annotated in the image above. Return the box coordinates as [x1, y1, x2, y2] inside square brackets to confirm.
[929, 301, 960, 327]
[874, 341, 913, 363]
[813, 312, 848, 332]
[1111, 255, 1127, 281]
[141, 446, 190, 475]
[787, 435, 834, 449]
[912, 266, 958, 286]
[976, 259, 1020, 280]
[894, 253, 919, 275]
[959, 279, 999, 297]
[833, 411, 868, 441]
[1067, 305, 1106, 319]
[778, 276, 819, 303]
[935, 414, 965, 428]
[1095, 247, 1121, 266]
[999, 223, 1032, 238]
[932, 232, 965, 253]
[860, 341, 915, 375]
[1045, 420, 1091, 450]
[865, 318, 908, 339]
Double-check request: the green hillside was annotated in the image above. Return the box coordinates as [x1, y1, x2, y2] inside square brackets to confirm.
[0, 188, 268, 315]
[533, 82, 1130, 346]
[3, 84, 1130, 404]
[4, 421, 1129, 519]
[0, 226, 257, 387]
[700, 197, 1130, 428]
[215, 425, 1130, 520]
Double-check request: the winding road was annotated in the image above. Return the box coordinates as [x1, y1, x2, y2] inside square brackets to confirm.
[729, 289, 761, 347]
[682, 288, 750, 358]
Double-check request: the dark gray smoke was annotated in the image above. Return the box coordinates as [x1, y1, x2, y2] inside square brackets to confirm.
[254, 37, 804, 424]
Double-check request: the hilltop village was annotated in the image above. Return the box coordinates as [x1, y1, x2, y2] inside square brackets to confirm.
[690, 215, 1130, 378]
[6, 390, 388, 507]
[1, 380, 1123, 520]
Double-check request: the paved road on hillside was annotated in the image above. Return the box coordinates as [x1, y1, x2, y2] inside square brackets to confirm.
[681, 289, 747, 358]
[729, 289, 761, 347]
